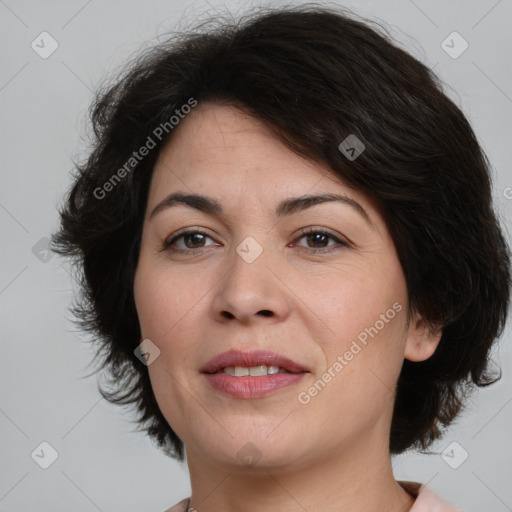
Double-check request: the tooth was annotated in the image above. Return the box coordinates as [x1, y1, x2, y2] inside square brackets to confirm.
[234, 366, 250, 377]
[249, 365, 267, 376]
[222, 365, 285, 377]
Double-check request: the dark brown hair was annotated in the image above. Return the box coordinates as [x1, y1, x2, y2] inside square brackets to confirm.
[51, 4, 511, 461]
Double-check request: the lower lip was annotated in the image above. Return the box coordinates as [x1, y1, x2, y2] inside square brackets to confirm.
[203, 372, 307, 398]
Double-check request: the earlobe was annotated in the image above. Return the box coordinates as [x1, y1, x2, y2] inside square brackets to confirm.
[404, 316, 443, 362]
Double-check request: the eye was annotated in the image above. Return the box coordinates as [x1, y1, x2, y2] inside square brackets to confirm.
[161, 229, 217, 253]
[293, 227, 348, 252]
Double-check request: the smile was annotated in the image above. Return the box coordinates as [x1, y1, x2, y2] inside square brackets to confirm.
[221, 365, 294, 376]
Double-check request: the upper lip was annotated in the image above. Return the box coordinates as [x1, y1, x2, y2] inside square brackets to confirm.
[200, 350, 308, 374]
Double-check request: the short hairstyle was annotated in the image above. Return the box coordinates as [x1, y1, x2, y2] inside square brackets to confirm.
[51, 4, 511, 461]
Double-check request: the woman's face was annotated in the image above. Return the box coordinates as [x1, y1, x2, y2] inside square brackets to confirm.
[134, 102, 429, 471]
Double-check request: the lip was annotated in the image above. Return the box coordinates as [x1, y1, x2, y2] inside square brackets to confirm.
[200, 350, 309, 399]
[200, 349, 307, 374]
[204, 372, 307, 399]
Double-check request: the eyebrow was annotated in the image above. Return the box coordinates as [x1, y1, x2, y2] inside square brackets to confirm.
[149, 191, 374, 228]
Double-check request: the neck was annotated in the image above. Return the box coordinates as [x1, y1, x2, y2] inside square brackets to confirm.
[185, 428, 415, 512]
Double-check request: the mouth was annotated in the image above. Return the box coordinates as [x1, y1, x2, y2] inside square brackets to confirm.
[219, 365, 299, 377]
[201, 350, 309, 398]
[200, 349, 308, 375]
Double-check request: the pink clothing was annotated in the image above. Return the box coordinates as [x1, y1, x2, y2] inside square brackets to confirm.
[163, 481, 462, 512]
[400, 481, 463, 511]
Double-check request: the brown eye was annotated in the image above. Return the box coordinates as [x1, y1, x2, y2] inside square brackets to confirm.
[181, 232, 208, 248]
[294, 228, 348, 252]
[305, 232, 330, 248]
[162, 230, 216, 252]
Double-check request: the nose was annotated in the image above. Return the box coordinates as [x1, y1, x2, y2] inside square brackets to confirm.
[210, 238, 292, 325]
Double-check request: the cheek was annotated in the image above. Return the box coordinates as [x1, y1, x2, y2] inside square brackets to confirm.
[296, 258, 408, 419]
[134, 256, 207, 342]
[301, 315, 407, 447]
[290, 256, 406, 350]
[134, 261, 209, 437]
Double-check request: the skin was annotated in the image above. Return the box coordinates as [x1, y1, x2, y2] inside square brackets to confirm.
[133, 102, 442, 512]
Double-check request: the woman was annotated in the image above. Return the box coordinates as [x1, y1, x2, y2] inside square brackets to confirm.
[51, 5, 510, 511]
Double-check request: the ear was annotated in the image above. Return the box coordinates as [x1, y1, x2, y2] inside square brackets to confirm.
[404, 314, 443, 362]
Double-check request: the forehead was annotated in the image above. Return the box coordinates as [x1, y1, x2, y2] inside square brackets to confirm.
[148, 102, 384, 225]
[152, 102, 326, 185]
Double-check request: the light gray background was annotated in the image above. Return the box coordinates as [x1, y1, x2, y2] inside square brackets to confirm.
[1, 0, 511, 510]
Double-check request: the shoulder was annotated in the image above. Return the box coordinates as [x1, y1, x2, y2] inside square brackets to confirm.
[162, 497, 190, 512]
[399, 481, 464, 512]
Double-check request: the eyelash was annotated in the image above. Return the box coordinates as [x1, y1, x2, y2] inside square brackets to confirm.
[161, 227, 348, 255]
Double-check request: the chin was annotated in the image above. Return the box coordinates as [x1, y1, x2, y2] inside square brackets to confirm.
[194, 420, 310, 471]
